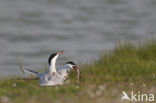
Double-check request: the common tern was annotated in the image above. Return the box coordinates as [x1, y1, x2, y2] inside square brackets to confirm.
[22, 51, 80, 86]
[58, 61, 79, 83]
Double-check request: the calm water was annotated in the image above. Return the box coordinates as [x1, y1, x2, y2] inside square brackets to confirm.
[0, 0, 156, 77]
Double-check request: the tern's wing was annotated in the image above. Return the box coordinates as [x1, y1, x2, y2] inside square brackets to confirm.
[22, 68, 39, 77]
[52, 73, 64, 85]
[57, 65, 70, 80]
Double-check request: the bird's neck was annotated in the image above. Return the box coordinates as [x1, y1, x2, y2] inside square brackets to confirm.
[64, 64, 72, 70]
[48, 59, 57, 74]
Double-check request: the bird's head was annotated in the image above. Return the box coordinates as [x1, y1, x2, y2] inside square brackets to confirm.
[48, 51, 64, 65]
[66, 61, 79, 70]
[66, 61, 80, 84]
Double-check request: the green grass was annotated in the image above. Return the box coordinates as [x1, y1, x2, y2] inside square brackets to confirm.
[0, 40, 156, 103]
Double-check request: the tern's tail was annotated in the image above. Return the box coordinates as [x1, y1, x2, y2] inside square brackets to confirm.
[22, 68, 39, 77]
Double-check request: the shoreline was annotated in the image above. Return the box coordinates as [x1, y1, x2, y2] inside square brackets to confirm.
[0, 40, 156, 103]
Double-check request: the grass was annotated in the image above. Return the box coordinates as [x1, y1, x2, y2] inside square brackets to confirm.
[0, 40, 156, 103]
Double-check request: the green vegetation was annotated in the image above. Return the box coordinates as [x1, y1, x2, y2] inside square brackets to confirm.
[0, 40, 156, 103]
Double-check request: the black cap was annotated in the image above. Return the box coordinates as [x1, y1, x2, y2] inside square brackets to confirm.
[66, 61, 76, 66]
[48, 53, 57, 65]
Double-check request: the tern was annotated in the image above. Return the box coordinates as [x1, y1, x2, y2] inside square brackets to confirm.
[22, 51, 80, 86]
[58, 61, 80, 83]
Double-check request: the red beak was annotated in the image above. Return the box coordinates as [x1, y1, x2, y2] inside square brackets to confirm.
[72, 65, 79, 71]
[57, 50, 64, 55]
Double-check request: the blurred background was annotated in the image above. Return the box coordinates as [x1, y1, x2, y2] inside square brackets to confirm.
[0, 0, 156, 77]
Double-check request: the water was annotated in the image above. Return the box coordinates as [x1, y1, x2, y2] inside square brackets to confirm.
[0, 0, 156, 77]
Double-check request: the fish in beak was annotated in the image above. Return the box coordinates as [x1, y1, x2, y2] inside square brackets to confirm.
[72, 65, 80, 84]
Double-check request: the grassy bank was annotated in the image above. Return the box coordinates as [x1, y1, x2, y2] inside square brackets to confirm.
[0, 40, 156, 103]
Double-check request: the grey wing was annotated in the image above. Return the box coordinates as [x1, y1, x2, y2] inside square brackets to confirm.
[23, 68, 39, 77]
[57, 66, 69, 80]
[52, 73, 64, 85]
